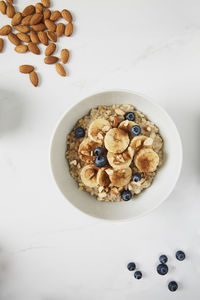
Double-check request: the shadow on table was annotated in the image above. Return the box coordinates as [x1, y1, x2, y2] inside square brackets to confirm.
[163, 100, 200, 179]
[0, 247, 10, 296]
[0, 89, 26, 136]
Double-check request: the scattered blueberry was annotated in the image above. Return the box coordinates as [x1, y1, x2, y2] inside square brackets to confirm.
[132, 173, 142, 182]
[157, 264, 168, 275]
[75, 127, 85, 138]
[121, 190, 132, 201]
[124, 112, 135, 121]
[159, 255, 168, 264]
[176, 250, 185, 261]
[131, 125, 141, 136]
[168, 281, 178, 292]
[94, 156, 107, 168]
[94, 147, 103, 156]
[134, 271, 142, 279]
[127, 262, 136, 271]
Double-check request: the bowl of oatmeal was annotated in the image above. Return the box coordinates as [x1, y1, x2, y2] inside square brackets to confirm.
[50, 90, 182, 221]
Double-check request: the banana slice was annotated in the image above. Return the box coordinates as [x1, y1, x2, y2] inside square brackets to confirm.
[107, 147, 134, 169]
[134, 148, 159, 172]
[88, 119, 111, 143]
[78, 138, 100, 163]
[104, 128, 129, 153]
[80, 165, 99, 187]
[97, 167, 111, 186]
[130, 135, 153, 152]
[106, 167, 132, 187]
[118, 120, 136, 132]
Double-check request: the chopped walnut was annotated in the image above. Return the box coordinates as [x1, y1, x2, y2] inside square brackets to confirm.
[144, 137, 153, 146]
[111, 187, 119, 196]
[98, 186, 104, 193]
[70, 160, 77, 166]
[115, 108, 125, 116]
[98, 192, 107, 198]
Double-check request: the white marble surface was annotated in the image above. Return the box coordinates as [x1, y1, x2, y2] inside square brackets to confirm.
[0, 0, 200, 299]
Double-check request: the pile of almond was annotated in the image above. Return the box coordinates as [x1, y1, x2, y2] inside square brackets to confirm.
[0, 0, 73, 86]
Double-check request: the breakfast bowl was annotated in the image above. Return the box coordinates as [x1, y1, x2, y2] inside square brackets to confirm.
[50, 90, 182, 221]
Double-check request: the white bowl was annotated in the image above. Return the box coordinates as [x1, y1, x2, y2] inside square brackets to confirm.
[50, 90, 182, 221]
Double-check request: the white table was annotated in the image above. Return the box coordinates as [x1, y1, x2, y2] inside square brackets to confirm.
[0, 0, 200, 299]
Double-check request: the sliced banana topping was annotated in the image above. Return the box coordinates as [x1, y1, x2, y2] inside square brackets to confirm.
[118, 120, 136, 132]
[106, 167, 132, 187]
[97, 167, 111, 186]
[134, 148, 159, 172]
[88, 119, 111, 143]
[104, 128, 130, 154]
[78, 138, 100, 163]
[107, 147, 134, 169]
[130, 135, 153, 152]
[80, 165, 99, 187]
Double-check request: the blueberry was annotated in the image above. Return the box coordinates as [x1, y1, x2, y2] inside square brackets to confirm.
[127, 262, 136, 271]
[134, 271, 142, 279]
[121, 190, 132, 201]
[125, 112, 135, 121]
[159, 255, 168, 264]
[94, 147, 103, 156]
[94, 156, 107, 168]
[176, 250, 185, 261]
[168, 281, 178, 292]
[131, 125, 141, 136]
[75, 127, 85, 138]
[157, 264, 168, 275]
[132, 173, 141, 182]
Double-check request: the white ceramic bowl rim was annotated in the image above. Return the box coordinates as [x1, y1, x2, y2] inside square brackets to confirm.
[50, 89, 183, 221]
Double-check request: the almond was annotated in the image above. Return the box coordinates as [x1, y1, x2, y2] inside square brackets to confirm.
[0, 25, 12, 35]
[6, 4, 15, 18]
[44, 19, 56, 32]
[38, 31, 48, 45]
[45, 42, 56, 56]
[30, 30, 40, 43]
[19, 65, 34, 73]
[0, 38, 4, 52]
[61, 9, 72, 22]
[65, 23, 73, 36]
[29, 71, 38, 87]
[41, 0, 50, 8]
[44, 55, 58, 64]
[47, 31, 57, 42]
[15, 44, 28, 53]
[32, 23, 46, 31]
[50, 10, 61, 21]
[56, 23, 64, 37]
[30, 13, 43, 25]
[61, 49, 69, 64]
[22, 5, 35, 17]
[14, 25, 30, 33]
[21, 15, 32, 25]
[43, 8, 51, 20]
[11, 12, 22, 26]
[8, 32, 20, 45]
[35, 2, 43, 14]
[28, 42, 40, 54]
[17, 32, 31, 43]
[6, 0, 13, 4]
[56, 63, 66, 76]
[0, 1, 7, 14]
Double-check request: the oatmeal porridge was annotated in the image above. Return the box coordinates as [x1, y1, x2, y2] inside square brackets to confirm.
[65, 104, 164, 202]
